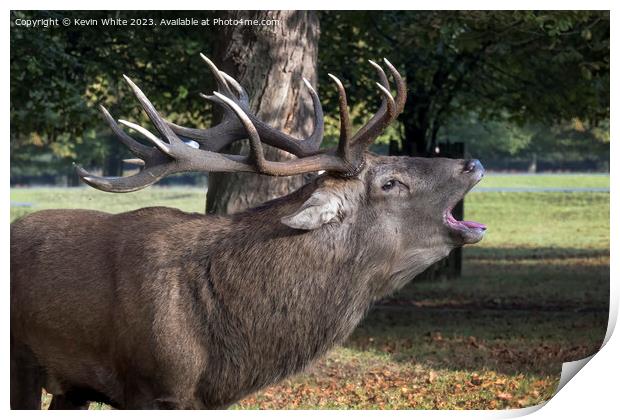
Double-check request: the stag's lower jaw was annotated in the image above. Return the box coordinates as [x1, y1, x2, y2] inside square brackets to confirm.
[444, 209, 486, 244]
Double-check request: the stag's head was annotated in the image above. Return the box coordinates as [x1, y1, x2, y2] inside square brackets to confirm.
[76, 55, 486, 261]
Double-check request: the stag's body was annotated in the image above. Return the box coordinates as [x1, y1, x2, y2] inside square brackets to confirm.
[11, 168, 451, 409]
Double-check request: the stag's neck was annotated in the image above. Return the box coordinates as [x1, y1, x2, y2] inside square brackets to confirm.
[195, 184, 382, 402]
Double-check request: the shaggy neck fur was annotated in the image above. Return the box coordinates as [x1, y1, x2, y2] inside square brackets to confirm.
[188, 181, 447, 407]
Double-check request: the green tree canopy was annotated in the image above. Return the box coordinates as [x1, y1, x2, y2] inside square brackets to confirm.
[11, 10, 218, 179]
[318, 11, 609, 157]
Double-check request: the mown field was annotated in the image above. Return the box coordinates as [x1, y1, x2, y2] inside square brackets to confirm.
[475, 173, 609, 189]
[10, 173, 610, 410]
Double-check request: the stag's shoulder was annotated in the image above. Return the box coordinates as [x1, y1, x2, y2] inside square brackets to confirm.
[11, 208, 109, 232]
[111, 206, 212, 224]
[109, 206, 228, 235]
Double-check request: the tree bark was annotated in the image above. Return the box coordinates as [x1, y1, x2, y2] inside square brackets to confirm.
[206, 11, 320, 215]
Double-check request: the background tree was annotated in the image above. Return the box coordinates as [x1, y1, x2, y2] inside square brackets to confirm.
[11, 10, 217, 183]
[206, 11, 320, 214]
[439, 115, 610, 172]
[318, 11, 609, 158]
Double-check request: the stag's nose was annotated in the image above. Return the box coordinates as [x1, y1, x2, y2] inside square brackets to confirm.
[463, 159, 484, 175]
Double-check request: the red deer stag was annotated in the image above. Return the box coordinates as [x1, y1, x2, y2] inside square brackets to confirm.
[11, 55, 486, 409]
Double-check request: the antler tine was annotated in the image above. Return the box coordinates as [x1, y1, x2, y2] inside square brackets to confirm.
[220, 70, 250, 105]
[74, 160, 173, 193]
[99, 105, 152, 159]
[122, 75, 184, 149]
[327, 73, 353, 163]
[123, 158, 145, 166]
[383, 58, 407, 114]
[375, 83, 396, 121]
[350, 59, 405, 147]
[369, 59, 390, 90]
[349, 61, 393, 145]
[166, 54, 325, 158]
[76, 97, 183, 192]
[199, 53, 236, 99]
[208, 91, 301, 175]
[118, 119, 172, 156]
[210, 92, 267, 171]
[162, 54, 245, 147]
[300, 77, 325, 151]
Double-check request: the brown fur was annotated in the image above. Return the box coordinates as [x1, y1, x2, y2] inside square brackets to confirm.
[10, 155, 485, 409]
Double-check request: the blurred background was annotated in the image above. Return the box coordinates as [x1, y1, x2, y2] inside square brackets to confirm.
[10, 10, 609, 185]
[10, 10, 609, 409]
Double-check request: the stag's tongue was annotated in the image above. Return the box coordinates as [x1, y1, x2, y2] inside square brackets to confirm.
[446, 212, 487, 230]
[461, 220, 487, 230]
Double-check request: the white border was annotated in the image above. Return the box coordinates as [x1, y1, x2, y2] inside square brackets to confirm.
[3, 2, 616, 418]
[1, 0, 616, 10]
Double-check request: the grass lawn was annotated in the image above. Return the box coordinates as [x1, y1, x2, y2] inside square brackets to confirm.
[10, 173, 609, 410]
[10, 186, 207, 222]
[477, 173, 609, 189]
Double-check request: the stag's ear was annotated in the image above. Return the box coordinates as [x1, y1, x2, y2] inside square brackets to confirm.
[281, 190, 343, 230]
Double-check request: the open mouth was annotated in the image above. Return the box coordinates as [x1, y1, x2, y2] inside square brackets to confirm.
[443, 206, 487, 244]
[444, 210, 487, 232]
[443, 168, 487, 244]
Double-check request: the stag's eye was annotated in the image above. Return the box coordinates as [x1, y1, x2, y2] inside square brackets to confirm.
[382, 180, 398, 191]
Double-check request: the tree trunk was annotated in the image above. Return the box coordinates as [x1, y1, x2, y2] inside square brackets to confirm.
[400, 90, 431, 157]
[206, 11, 320, 215]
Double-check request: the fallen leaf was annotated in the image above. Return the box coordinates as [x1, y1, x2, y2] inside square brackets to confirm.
[497, 392, 513, 401]
[427, 371, 437, 384]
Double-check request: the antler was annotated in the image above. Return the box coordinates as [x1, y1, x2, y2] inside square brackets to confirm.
[166, 53, 325, 157]
[76, 55, 406, 192]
